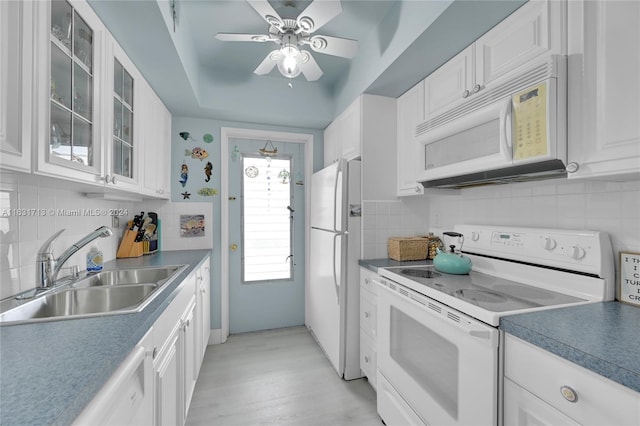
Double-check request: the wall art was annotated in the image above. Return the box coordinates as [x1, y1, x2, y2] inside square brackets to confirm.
[197, 188, 218, 196]
[185, 147, 208, 160]
[179, 163, 189, 187]
[204, 162, 213, 182]
[180, 214, 205, 237]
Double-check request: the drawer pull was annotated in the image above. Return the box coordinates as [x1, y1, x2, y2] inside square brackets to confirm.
[365, 278, 370, 285]
[364, 311, 370, 319]
[364, 356, 370, 363]
[560, 385, 578, 403]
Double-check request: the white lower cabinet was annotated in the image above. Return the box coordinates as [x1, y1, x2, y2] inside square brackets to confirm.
[359, 267, 378, 389]
[73, 329, 154, 425]
[503, 334, 640, 426]
[75, 256, 211, 426]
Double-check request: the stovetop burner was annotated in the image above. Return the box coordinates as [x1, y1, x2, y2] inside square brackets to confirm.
[401, 268, 441, 279]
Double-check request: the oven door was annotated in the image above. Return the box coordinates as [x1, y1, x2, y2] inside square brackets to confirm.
[377, 281, 500, 426]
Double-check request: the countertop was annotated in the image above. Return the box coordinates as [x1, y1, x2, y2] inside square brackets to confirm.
[358, 258, 432, 273]
[0, 249, 211, 425]
[500, 302, 640, 393]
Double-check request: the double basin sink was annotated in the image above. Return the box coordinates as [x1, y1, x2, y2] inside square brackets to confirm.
[0, 265, 187, 325]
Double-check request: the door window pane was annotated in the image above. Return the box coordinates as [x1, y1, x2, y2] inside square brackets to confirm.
[242, 155, 292, 282]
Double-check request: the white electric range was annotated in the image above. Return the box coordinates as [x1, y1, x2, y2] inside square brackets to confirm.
[375, 224, 615, 426]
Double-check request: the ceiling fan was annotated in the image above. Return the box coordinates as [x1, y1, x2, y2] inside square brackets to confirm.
[215, 0, 358, 82]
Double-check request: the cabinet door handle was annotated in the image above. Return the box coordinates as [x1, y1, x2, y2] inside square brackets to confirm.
[415, 185, 422, 192]
[152, 347, 158, 359]
[364, 278, 370, 285]
[462, 89, 470, 99]
[472, 84, 482, 94]
[566, 162, 580, 173]
[364, 311, 370, 319]
[364, 356, 370, 363]
[560, 385, 579, 403]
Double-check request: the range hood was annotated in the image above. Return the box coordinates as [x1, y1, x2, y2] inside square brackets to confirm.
[421, 159, 568, 189]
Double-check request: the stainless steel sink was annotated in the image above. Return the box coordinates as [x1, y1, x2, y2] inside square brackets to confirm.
[0, 265, 187, 325]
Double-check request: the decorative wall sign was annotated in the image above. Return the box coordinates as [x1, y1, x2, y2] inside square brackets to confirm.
[185, 147, 208, 160]
[619, 251, 640, 307]
[180, 214, 205, 237]
[197, 187, 218, 196]
[204, 162, 213, 182]
[179, 163, 189, 187]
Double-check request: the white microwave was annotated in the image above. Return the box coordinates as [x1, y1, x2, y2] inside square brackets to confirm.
[416, 55, 567, 189]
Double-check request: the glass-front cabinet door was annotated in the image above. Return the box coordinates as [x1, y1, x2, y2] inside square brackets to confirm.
[35, 0, 104, 184]
[105, 37, 141, 192]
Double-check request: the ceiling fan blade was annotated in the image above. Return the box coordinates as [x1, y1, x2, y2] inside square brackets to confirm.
[247, 0, 284, 29]
[215, 33, 275, 42]
[253, 50, 281, 75]
[297, 0, 342, 33]
[308, 35, 358, 58]
[300, 51, 323, 81]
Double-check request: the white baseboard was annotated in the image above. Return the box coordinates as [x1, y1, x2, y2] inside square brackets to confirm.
[207, 328, 225, 345]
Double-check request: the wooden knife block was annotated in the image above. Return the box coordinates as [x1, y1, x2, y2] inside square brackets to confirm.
[117, 229, 144, 258]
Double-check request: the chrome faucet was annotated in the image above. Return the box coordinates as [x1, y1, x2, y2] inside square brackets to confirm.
[36, 226, 113, 289]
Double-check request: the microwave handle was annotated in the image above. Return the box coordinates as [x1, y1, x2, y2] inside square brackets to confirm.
[500, 99, 513, 161]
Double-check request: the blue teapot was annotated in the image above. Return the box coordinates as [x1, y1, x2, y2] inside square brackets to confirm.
[433, 232, 472, 275]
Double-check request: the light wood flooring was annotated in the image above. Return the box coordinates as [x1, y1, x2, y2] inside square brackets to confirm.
[186, 326, 381, 425]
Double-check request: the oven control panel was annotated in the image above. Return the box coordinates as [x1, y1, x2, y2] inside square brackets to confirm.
[455, 225, 612, 278]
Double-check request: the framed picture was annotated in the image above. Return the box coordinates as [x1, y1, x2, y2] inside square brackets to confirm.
[180, 214, 205, 238]
[619, 251, 640, 307]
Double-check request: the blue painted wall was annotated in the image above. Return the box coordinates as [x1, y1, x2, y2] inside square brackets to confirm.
[171, 116, 323, 329]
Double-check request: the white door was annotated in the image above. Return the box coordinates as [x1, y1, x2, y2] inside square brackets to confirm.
[228, 138, 305, 334]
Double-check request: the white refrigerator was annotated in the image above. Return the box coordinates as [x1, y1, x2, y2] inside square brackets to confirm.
[308, 159, 362, 380]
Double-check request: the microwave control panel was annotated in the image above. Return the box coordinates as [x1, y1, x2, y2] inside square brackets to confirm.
[512, 82, 548, 160]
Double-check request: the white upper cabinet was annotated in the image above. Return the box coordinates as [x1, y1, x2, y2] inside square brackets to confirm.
[139, 79, 171, 199]
[323, 96, 362, 166]
[323, 120, 339, 167]
[424, 46, 475, 120]
[0, 0, 33, 173]
[423, 0, 565, 123]
[397, 81, 425, 196]
[475, 0, 565, 87]
[566, 0, 640, 181]
[103, 35, 143, 193]
[33, 0, 106, 185]
[339, 98, 362, 161]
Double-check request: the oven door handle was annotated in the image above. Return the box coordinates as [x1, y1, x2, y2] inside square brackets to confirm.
[468, 330, 492, 340]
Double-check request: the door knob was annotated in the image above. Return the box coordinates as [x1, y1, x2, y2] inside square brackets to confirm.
[230, 243, 238, 251]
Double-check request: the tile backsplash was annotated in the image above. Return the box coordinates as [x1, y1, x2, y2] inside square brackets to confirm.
[363, 179, 640, 261]
[427, 179, 640, 257]
[0, 173, 212, 299]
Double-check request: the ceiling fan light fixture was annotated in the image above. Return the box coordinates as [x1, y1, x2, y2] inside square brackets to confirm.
[277, 34, 302, 79]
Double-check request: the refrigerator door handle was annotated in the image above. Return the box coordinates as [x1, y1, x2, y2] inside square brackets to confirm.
[332, 165, 342, 233]
[332, 233, 341, 304]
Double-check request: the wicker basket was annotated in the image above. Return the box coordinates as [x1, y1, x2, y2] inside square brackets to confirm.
[388, 237, 429, 261]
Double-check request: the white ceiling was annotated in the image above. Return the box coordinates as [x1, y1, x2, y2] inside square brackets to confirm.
[88, 0, 525, 129]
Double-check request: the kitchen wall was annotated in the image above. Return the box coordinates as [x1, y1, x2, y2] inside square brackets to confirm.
[170, 116, 324, 332]
[362, 179, 640, 261]
[0, 172, 130, 298]
[427, 179, 640, 263]
[0, 171, 212, 300]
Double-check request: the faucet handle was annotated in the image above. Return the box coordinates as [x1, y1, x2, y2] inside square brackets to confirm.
[58, 265, 80, 280]
[38, 229, 66, 258]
